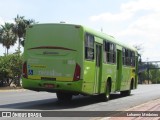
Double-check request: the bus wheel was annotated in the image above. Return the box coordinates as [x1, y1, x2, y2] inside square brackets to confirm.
[56, 92, 72, 102]
[99, 81, 111, 101]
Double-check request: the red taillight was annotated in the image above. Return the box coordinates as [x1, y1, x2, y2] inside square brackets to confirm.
[23, 62, 28, 78]
[73, 63, 81, 81]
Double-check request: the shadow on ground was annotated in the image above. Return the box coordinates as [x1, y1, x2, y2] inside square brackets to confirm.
[0, 93, 133, 110]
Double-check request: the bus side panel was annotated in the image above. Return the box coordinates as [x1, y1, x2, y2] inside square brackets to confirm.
[82, 61, 95, 94]
[121, 67, 131, 91]
[101, 64, 117, 93]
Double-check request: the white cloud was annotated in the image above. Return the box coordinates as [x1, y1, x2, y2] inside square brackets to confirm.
[90, 11, 133, 22]
[0, 17, 5, 25]
[118, 12, 160, 44]
[0, 17, 14, 26]
[90, 0, 160, 22]
[121, 0, 160, 13]
[89, 0, 160, 61]
[117, 12, 160, 60]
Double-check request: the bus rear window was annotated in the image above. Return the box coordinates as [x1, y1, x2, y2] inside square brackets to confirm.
[85, 33, 94, 60]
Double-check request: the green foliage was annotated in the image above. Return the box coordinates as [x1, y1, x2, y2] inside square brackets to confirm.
[13, 15, 36, 51]
[0, 23, 17, 55]
[0, 54, 23, 86]
[0, 15, 36, 87]
[14, 15, 35, 38]
[150, 69, 160, 83]
[0, 15, 36, 55]
[139, 63, 160, 84]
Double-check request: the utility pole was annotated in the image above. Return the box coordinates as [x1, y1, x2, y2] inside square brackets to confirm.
[146, 58, 149, 84]
[147, 66, 149, 84]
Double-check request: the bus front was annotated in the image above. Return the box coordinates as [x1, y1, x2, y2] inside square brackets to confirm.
[22, 24, 84, 101]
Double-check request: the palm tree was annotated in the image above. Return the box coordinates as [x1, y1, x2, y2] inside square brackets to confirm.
[13, 15, 35, 53]
[0, 23, 17, 55]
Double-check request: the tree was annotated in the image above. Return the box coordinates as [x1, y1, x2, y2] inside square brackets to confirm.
[0, 54, 23, 87]
[13, 15, 35, 53]
[0, 23, 17, 55]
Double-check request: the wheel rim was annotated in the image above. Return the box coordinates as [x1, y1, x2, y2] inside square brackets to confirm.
[106, 82, 110, 99]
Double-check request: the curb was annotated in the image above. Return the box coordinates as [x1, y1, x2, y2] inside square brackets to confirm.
[97, 98, 160, 120]
[0, 88, 26, 92]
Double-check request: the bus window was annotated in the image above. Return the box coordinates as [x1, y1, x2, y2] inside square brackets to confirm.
[104, 41, 116, 64]
[122, 48, 126, 65]
[85, 34, 94, 60]
[131, 51, 135, 66]
[123, 48, 136, 66]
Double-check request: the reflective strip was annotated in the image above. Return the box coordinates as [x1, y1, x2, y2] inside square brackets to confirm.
[28, 75, 72, 81]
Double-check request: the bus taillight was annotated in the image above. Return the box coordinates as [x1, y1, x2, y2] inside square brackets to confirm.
[73, 63, 81, 81]
[23, 62, 28, 78]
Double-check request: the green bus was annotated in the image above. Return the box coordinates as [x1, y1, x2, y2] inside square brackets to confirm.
[22, 23, 138, 101]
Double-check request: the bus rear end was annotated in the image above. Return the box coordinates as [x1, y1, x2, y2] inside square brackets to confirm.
[22, 24, 84, 100]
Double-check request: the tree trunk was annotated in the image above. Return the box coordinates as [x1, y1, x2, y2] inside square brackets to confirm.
[18, 38, 21, 55]
[7, 48, 8, 55]
[5, 47, 7, 55]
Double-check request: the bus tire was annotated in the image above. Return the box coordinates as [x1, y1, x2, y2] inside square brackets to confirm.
[56, 92, 72, 102]
[100, 81, 111, 101]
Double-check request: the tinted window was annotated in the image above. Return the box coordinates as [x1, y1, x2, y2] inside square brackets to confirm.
[85, 34, 94, 60]
[104, 41, 116, 63]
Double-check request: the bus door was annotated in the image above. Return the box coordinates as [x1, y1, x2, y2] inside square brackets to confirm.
[116, 50, 122, 90]
[94, 43, 102, 93]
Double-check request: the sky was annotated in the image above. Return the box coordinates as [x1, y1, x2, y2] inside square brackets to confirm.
[0, 0, 160, 61]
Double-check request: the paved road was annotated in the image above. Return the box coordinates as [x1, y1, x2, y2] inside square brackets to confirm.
[0, 84, 160, 119]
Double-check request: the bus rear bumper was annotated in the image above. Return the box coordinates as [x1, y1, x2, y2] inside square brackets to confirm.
[22, 78, 82, 94]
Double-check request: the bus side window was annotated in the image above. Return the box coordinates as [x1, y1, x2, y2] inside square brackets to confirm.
[131, 51, 135, 66]
[105, 42, 110, 51]
[123, 48, 135, 66]
[113, 44, 116, 63]
[122, 48, 126, 65]
[104, 41, 116, 64]
[104, 42, 110, 63]
[85, 34, 94, 60]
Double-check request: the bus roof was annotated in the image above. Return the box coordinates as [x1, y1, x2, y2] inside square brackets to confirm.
[29, 23, 137, 52]
[82, 25, 137, 52]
